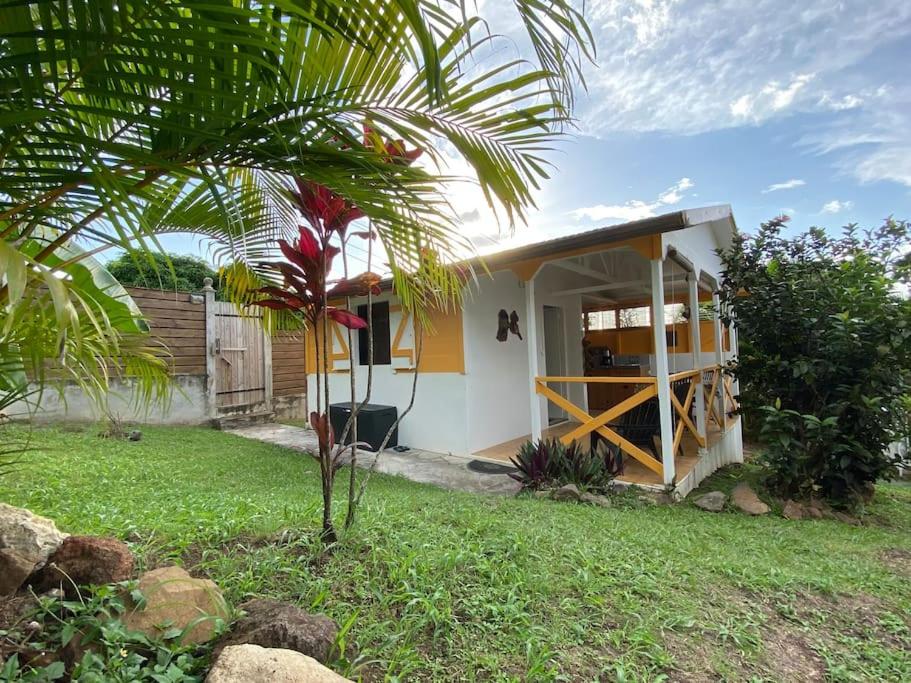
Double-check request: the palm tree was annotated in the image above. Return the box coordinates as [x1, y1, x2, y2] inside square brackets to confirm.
[0, 0, 593, 484]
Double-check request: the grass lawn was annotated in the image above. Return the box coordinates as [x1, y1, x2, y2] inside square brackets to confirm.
[2, 425, 910, 682]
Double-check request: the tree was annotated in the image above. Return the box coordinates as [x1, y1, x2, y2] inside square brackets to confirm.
[1, 0, 592, 406]
[717, 217, 911, 506]
[106, 252, 217, 293]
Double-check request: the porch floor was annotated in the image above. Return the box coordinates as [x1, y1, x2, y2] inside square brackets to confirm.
[473, 420, 725, 488]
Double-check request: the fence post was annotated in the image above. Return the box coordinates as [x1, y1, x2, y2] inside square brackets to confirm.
[203, 278, 217, 420]
[263, 320, 273, 414]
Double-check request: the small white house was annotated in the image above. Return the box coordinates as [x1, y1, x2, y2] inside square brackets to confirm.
[307, 205, 743, 497]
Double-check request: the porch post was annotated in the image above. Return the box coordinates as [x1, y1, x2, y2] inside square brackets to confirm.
[526, 274, 543, 441]
[687, 274, 706, 440]
[650, 258, 676, 486]
[712, 290, 726, 430]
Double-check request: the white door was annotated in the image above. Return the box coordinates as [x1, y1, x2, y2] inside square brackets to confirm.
[543, 305, 567, 423]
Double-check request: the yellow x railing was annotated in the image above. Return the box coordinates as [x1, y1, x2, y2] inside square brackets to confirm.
[534, 376, 663, 476]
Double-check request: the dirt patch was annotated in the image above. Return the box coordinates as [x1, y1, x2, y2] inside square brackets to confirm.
[880, 547, 911, 577]
[793, 590, 910, 649]
[758, 619, 826, 682]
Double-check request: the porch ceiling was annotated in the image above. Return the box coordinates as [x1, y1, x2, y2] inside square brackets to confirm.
[541, 247, 707, 308]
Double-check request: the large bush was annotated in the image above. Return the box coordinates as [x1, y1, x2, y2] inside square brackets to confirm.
[718, 217, 911, 506]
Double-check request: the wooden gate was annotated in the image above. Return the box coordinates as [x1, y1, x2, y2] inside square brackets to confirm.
[213, 301, 269, 412]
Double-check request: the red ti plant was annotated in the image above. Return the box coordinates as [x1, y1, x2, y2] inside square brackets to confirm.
[250, 180, 379, 543]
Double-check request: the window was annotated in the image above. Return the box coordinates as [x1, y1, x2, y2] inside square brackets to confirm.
[618, 306, 650, 328]
[586, 310, 616, 330]
[357, 301, 391, 365]
[664, 303, 686, 325]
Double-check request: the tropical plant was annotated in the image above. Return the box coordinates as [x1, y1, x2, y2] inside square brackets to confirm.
[1, 1, 593, 529]
[717, 216, 911, 506]
[106, 252, 218, 294]
[510, 438, 621, 493]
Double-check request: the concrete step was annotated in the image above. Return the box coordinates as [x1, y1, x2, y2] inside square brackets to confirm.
[211, 411, 275, 431]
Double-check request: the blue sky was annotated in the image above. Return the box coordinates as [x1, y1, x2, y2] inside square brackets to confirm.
[154, 0, 911, 265]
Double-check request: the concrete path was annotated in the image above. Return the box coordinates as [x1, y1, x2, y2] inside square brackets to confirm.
[226, 423, 521, 496]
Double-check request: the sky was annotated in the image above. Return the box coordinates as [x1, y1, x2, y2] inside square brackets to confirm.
[156, 0, 911, 266]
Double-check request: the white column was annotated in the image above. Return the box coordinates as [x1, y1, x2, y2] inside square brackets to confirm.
[687, 274, 706, 441]
[202, 277, 218, 420]
[712, 290, 726, 430]
[650, 258, 676, 486]
[525, 275, 542, 441]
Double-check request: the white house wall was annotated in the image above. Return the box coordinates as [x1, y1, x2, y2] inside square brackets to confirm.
[462, 270, 532, 454]
[306, 291, 470, 456]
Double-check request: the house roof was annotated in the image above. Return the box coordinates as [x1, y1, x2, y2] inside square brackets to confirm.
[478, 204, 734, 272]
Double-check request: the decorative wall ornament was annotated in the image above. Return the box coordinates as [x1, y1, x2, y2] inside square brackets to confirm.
[496, 309, 509, 342]
[509, 310, 523, 340]
[496, 309, 523, 342]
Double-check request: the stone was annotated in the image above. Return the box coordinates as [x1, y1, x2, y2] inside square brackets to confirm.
[0, 503, 68, 595]
[123, 566, 229, 645]
[206, 644, 350, 683]
[730, 483, 770, 515]
[32, 536, 134, 596]
[533, 489, 552, 499]
[214, 598, 338, 663]
[694, 491, 726, 512]
[129, 430, 142, 441]
[831, 511, 861, 526]
[580, 492, 612, 508]
[804, 505, 824, 520]
[782, 500, 805, 520]
[551, 484, 582, 502]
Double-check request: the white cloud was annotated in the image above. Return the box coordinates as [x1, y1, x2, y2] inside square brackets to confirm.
[571, 177, 695, 223]
[762, 179, 806, 193]
[780, 207, 796, 215]
[821, 200, 854, 214]
[565, 0, 911, 186]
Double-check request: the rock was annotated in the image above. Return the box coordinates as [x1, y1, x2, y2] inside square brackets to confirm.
[0, 504, 68, 595]
[804, 505, 824, 520]
[636, 491, 674, 506]
[831, 511, 861, 526]
[782, 500, 805, 520]
[580, 492, 612, 508]
[206, 644, 350, 683]
[129, 430, 142, 441]
[533, 489, 552, 499]
[123, 566, 229, 645]
[693, 491, 726, 512]
[31, 536, 134, 596]
[214, 599, 338, 663]
[730, 483, 770, 515]
[551, 484, 581, 502]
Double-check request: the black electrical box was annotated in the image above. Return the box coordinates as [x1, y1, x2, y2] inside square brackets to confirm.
[329, 403, 398, 452]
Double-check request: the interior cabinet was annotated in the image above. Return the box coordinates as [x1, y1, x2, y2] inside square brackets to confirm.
[586, 366, 643, 411]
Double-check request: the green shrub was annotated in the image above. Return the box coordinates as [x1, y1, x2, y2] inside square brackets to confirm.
[509, 438, 621, 492]
[718, 217, 911, 506]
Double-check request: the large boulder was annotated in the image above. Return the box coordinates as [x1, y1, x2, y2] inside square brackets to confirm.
[123, 566, 229, 645]
[206, 644, 351, 683]
[782, 500, 806, 520]
[214, 598, 338, 663]
[0, 503, 68, 595]
[694, 491, 726, 512]
[730, 483, 770, 515]
[32, 536, 134, 596]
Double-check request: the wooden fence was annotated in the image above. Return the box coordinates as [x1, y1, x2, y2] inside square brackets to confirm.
[126, 286, 307, 422]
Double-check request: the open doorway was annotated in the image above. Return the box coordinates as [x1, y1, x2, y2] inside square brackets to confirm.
[542, 305, 567, 424]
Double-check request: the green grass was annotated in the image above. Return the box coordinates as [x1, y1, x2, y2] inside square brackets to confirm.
[2, 425, 910, 682]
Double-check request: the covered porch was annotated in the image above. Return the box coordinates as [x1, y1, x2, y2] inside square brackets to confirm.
[472, 206, 743, 496]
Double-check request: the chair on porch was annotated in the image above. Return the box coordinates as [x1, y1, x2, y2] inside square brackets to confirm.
[589, 397, 662, 469]
[590, 381, 695, 467]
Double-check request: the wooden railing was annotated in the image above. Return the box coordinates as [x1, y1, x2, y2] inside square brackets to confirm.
[534, 365, 737, 476]
[534, 375, 662, 476]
